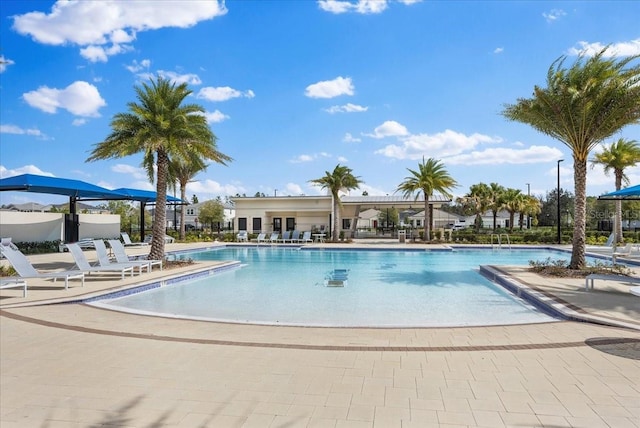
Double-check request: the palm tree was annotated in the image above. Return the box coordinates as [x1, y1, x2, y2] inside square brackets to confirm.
[487, 182, 506, 231]
[396, 157, 457, 241]
[502, 188, 525, 232]
[457, 183, 491, 232]
[520, 195, 542, 230]
[87, 76, 231, 260]
[502, 49, 640, 269]
[168, 155, 208, 241]
[590, 138, 640, 243]
[309, 164, 363, 242]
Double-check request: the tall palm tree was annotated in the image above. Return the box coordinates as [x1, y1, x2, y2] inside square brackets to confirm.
[397, 158, 457, 241]
[502, 49, 640, 269]
[87, 76, 231, 260]
[590, 138, 640, 243]
[520, 195, 542, 230]
[309, 164, 363, 242]
[487, 182, 506, 231]
[457, 183, 491, 232]
[502, 188, 525, 232]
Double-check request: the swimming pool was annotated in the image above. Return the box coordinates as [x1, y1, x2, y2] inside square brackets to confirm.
[94, 247, 580, 327]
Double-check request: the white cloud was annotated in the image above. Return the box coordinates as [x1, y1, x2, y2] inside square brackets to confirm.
[0, 55, 15, 73]
[0, 124, 48, 139]
[324, 103, 368, 114]
[22, 81, 106, 117]
[187, 179, 246, 197]
[374, 129, 500, 159]
[125, 59, 151, 73]
[204, 110, 230, 123]
[0, 164, 55, 178]
[157, 70, 202, 85]
[542, 9, 566, 23]
[285, 183, 303, 195]
[337, 156, 348, 162]
[197, 86, 255, 102]
[290, 153, 331, 163]
[343, 133, 361, 143]
[568, 39, 640, 57]
[72, 118, 87, 126]
[12, 1, 227, 62]
[446, 145, 563, 166]
[112, 164, 147, 180]
[493, 47, 504, 54]
[318, 0, 388, 14]
[365, 120, 409, 139]
[305, 76, 354, 99]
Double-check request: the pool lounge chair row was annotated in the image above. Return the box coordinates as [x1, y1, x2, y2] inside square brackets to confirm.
[240, 231, 314, 244]
[0, 238, 163, 297]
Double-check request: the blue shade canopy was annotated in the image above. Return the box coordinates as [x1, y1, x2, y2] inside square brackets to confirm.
[0, 174, 125, 200]
[599, 184, 640, 200]
[112, 188, 184, 204]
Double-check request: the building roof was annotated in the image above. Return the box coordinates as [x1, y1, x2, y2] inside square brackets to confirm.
[342, 194, 452, 204]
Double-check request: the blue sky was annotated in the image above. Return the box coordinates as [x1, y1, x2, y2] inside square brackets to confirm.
[1, 0, 639, 206]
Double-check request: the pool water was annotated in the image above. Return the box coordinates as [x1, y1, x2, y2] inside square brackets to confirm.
[96, 247, 576, 327]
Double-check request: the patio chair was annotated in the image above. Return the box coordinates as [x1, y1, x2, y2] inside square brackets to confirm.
[143, 234, 175, 244]
[289, 230, 300, 243]
[278, 231, 291, 243]
[66, 243, 134, 280]
[251, 233, 267, 244]
[0, 245, 85, 289]
[299, 231, 312, 243]
[0, 277, 28, 297]
[236, 231, 248, 242]
[93, 240, 148, 275]
[121, 232, 149, 247]
[108, 239, 162, 272]
[267, 232, 279, 243]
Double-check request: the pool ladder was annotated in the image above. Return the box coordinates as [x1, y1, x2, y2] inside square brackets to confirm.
[490, 234, 511, 250]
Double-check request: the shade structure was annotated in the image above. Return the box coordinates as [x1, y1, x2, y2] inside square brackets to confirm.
[598, 184, 640, 200]
[112, 188, 183, 204]
[0, 174, 125, 201]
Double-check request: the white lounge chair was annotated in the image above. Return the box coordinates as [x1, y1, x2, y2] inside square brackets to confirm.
[93, 240, 148, 275]
[121, 232, 149, 247]
[267, 232, 279, 243]
[0, 246, 85, 289]
[299, 231, 312, 243]
[630, 286, 640, 297]
[278, 231, 291, 243]
[237, 231, 248, 242]
[289, 230, 300, 243]
[0, 278, 28, 297]
[143, 234, 175, 244]
[108, 239, 162, 272]
[251, 233, 267, 244]
[585, 272, 640, 291]
[67, 243, 134, 280]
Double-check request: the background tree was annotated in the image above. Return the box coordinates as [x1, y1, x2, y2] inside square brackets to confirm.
[191, 195, 199, 204]
[378, 207, 399, 229]
[590, 138, 640, 243]
[457, 183, 491, 232]
[502, 49, 640, 268]
[198, 200, 225, 237]
[309, 164, 363, 242]
[502, 188, 525, 232]
[87, 76, 231, 260]
[487, 182, 506, 231]
[396, 157, 457, 241]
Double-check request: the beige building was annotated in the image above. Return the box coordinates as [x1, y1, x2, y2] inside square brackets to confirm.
[231, 194, 452, 237]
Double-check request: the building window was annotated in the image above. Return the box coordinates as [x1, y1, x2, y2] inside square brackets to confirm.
[342, 218, 351, 229]
[252, 217, 262, 232]
[186, 208, 194, 215]
[238, 218, 247, 231]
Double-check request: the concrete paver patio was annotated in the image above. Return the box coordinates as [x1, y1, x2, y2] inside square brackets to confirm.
[1, 242, 639, 427]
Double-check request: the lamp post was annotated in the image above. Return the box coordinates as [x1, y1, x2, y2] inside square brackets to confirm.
[526, 183, 530, 229]
[557, 159, 564, 244]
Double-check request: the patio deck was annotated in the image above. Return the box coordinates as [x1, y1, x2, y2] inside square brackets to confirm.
[1, 242, 638, 427]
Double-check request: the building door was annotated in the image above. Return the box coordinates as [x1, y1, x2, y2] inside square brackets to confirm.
[238, 218, 247, 231]
[286, 217, 295, 231]
[252, 217, 262, 233]
[273, 217, 282, 232]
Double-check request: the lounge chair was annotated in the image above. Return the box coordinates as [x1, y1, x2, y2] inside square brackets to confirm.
[299, 231, 312, 243]
[278, 231, 291, 243]
[66, 243, 134, 280]
[289, 230, 300, 243]
[267, 232, 279, 243]
[93, 240, 148, 275]
[0, 237, 18, 259]
[144, 234, 175, 244]
[612, 243, 634, 261]
[0, 245, 85, 289]
[236, 231, 248, 242]
[585, 272, 640, 291]
[585, 233, 615, 252]
[108, 239, 162, 272]
[630, 286, 640, 297]
[251, 233, 267, 244]
[121, 232, 149, 247]
[0, 278, 28, 297]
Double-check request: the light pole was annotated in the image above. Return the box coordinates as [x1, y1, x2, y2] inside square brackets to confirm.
[526, 183, 530, 229]
[557, 159, 564, 244]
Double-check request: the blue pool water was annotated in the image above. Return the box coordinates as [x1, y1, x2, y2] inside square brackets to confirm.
[95, 247, 584, 327]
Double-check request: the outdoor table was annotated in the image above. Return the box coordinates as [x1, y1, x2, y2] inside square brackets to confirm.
[313, 233, 326, 243]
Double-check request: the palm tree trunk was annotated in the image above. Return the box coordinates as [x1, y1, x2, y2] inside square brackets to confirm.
[615, 171, 623, 243]
[569, 158, 587, 269]
[332, 193, 339, 242]
[424, 199, 430, 241]
[179, 184, 187, 241]
[149, 150, 168, 261]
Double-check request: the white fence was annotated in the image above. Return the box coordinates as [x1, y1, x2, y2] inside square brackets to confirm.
[0, 211, 120, 243]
